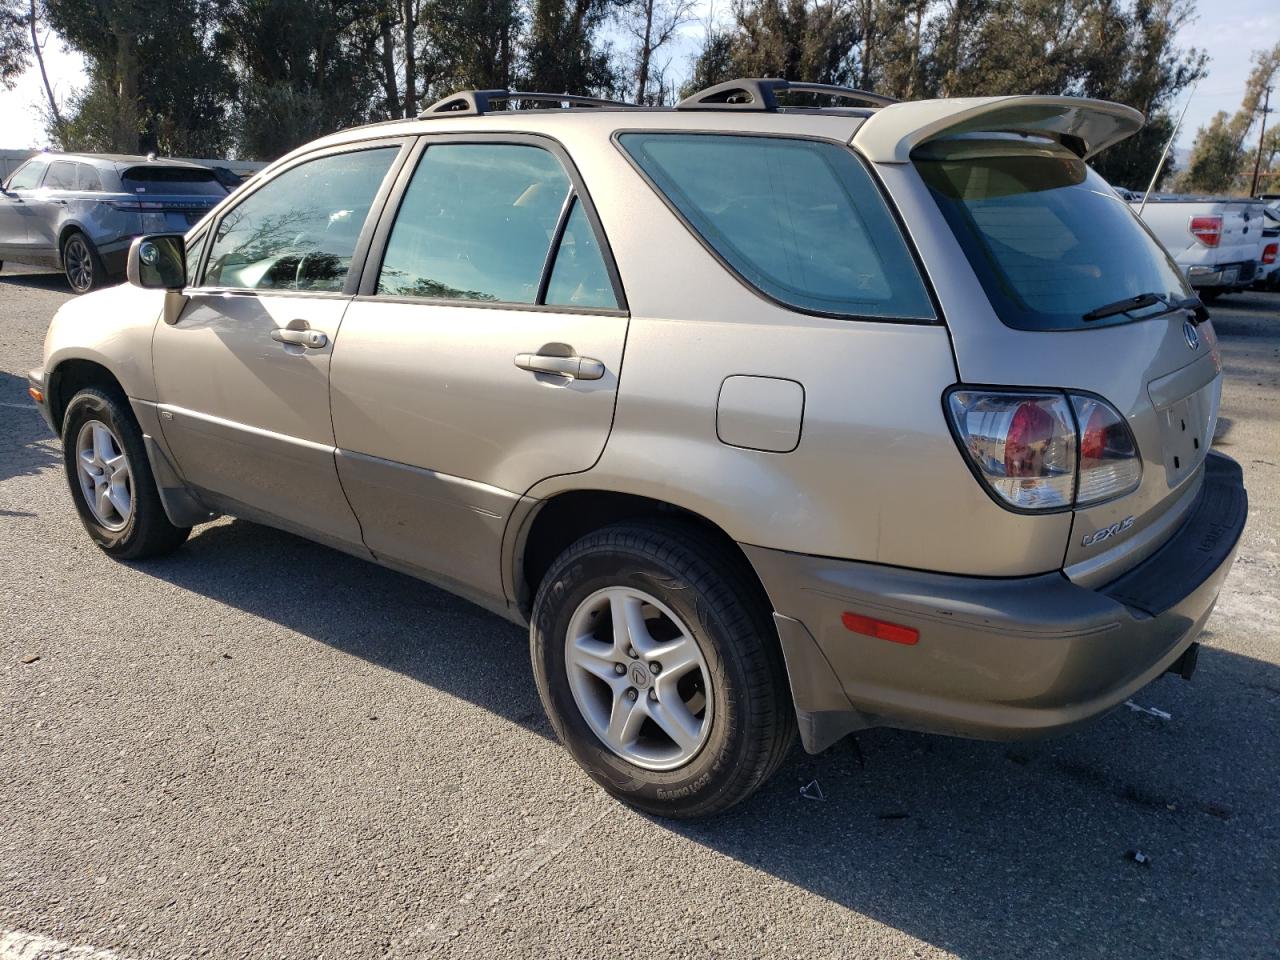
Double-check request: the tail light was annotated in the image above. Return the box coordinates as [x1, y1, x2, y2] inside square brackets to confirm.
[1264, 242, 1278, 265]
[947, 389, 1141, 512]
[1189, 215, 1222, 247]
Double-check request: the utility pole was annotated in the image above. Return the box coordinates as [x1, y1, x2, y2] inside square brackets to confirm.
[1250, 85, 1273, 198]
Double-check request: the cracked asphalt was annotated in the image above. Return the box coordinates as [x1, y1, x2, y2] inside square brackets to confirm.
[1, 264, 1277, 959]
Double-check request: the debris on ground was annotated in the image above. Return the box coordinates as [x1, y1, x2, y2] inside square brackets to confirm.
[1124, 700, 1172, 720]
[20, 654, 40, 664]
[799, 779, 825, 802]
[1125, 849, 1153, 866]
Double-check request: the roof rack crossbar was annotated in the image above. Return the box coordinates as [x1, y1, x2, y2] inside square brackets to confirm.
[419, 89, 637, 119]
[676, 78, 898, 112]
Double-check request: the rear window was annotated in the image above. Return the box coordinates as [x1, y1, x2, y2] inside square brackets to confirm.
[915, 138, 1191, 331]
[618, 133, 934, 321]
[121, 166, 227, 196]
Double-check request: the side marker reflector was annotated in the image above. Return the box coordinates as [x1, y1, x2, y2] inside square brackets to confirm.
[842, 611, 919, 645]
[28, 386, 43, 404]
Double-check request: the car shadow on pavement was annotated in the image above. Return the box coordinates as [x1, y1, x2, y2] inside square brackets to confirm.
[666, 635, 1280, 959]
[0, 371, 60, 484]
[137, 517, 551, 739]
[131, 514, 1280, 959]
[0, 269, 70, 293]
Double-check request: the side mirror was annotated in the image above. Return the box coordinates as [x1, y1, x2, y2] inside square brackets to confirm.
[127, 234, 186, 290]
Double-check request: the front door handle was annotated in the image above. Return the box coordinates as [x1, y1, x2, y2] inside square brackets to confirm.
[271, 325, 328, 349]
[513, 352, 605, 380]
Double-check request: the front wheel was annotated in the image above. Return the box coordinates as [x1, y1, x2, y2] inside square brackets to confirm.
[531, 521, 795, 818]
[61, 387, 191, 559]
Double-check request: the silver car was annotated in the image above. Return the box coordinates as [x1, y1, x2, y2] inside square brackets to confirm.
[28, 80, 1249, 818]
[0, 152, 227, 293]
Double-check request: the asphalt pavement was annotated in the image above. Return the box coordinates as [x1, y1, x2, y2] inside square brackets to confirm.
[1, 264, 1277, 959]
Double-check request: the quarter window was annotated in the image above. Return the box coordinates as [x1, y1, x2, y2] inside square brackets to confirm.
[619, 133, 934, 320]
[544, 199, 618, 309]
[203, 147, 398, 292]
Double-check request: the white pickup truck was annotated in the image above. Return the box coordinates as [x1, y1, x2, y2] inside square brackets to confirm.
[1132, 195, 1265, 301]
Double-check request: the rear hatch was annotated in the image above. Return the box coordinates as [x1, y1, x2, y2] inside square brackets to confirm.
[908, 134, 1221, 584]
[118, 164, 227, 231]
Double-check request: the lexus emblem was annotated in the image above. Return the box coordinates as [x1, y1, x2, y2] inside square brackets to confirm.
[1184, 321, 1200, 351]
[629, 662, 650, 688]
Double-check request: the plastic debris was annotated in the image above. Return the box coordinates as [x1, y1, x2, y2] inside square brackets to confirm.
[20, 654, 40, 665]
[799, 779, 826, 802]
[1125, 849, 1153, 866]
[1124, 700, 1172, 720]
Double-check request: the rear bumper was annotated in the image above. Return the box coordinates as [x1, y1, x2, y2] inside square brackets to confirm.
[746, 452, 1248, 752]
[1187, 261, 1257, 289]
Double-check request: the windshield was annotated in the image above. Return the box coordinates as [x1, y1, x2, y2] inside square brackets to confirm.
[121, 166, 227, 197]
[914, 137, 1191, 331]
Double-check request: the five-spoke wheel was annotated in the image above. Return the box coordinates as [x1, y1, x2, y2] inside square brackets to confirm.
[74, 420, 133, 531]
[565, 586, 712, 771]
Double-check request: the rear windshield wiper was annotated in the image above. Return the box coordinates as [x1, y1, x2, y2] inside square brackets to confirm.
[1082, 292, 1207, 324]
[1082, 292, 1163, 322]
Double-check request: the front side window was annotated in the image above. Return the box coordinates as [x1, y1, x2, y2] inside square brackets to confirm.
[203, 147, 397, 292]
[44, 161, 77, 190]
[378, 143, 571, 303]
[914, 137, 1192, 331]
[618, 133, 934, 320]
[6, 159, 48, 191]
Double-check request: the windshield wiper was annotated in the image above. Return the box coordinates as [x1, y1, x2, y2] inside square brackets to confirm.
[1082, 292, 1163, 322]
[1082, 292, 1208, 324]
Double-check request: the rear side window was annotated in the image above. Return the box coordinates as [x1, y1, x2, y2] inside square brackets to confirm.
[618, 133, 934, 320]
[6, 159, 47, 190]
[121, 166, 227, 197]
[915, 138, 1191, 331]
[77, 164, 104, 192]
[44, 161, 77, 190]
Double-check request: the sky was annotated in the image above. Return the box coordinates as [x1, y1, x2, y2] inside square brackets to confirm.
[0, 1, 1275, 159]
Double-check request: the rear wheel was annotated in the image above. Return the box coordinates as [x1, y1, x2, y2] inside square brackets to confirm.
[1199, 287, 1222, 303]
[530, 520, 795, 818]
[62, 231, 107, 294]
[61, 387, 190, 559]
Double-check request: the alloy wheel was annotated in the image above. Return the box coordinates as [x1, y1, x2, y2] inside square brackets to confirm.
[64, 236, 93, 292]
[75, 419, 133, 531]
[564, 586, 713, 771]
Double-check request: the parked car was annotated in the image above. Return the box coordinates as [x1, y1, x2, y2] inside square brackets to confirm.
[28, 81, 1248, 817]
[0, 152, 228, 293]
[1133, 194, 1264, 300]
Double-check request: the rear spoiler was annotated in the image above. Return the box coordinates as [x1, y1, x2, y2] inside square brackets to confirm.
[851, 95, 1144, 163]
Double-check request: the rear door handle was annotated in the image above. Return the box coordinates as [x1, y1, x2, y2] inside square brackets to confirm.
[271, 326, 328, 349]
[513, 352, 605, 380]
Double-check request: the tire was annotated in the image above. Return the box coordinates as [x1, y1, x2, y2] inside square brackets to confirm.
[1199, 287, 1222, 303]
[61, 387, 191, 560]
[530, 520, 795, 818]
[62, 231, 107, 294]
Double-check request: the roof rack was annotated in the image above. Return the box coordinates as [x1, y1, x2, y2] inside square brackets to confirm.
[419, 89, 637, 119]
[676, 78, 898, 112]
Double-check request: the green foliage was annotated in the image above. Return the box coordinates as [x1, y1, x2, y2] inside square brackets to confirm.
[1180, 42, 1280, 195]
[0, 0, 28, 89]
[419, 0, 521, 99]
[525, 0, 619, 96]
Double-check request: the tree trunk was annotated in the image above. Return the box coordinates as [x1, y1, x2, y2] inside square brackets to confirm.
[114, 31, 140, 153]
[29, 0, 65, 140]
[379, 11, 400, 117]
[402, 0, 417, 114]
[636, 0, 654, 103]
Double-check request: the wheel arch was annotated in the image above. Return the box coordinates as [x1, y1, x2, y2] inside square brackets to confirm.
[46, 357, 127, 433]
[57, 222, 93, 263]
[510, 488, 777, 624]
